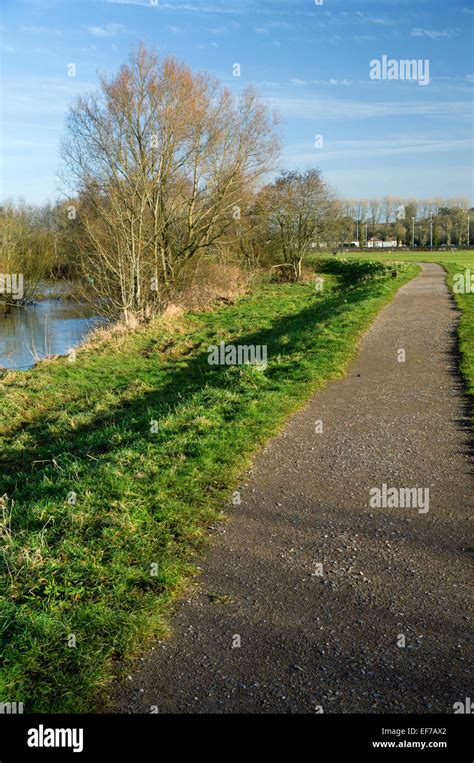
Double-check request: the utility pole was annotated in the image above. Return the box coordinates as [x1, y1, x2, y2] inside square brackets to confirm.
[430, 214, 433, 250]
[412, 216, 415, 248]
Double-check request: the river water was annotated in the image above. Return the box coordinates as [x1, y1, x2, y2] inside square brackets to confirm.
[0, 284, 101, 371]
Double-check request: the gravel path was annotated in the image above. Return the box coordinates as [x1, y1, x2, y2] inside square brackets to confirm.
[111, 263, 472, 714]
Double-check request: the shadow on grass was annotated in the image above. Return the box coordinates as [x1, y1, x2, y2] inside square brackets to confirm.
[443, 280, 474, 469]
[1, 278, 385, 507]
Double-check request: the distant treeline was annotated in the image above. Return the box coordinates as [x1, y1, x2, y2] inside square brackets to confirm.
[339, 197, 472, 247]
[0, 200, 79, 300]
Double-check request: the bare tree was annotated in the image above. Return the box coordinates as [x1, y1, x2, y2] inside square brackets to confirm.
[0, 202, 49, 310]
[61, 44, 279, 323]
[260, 169, 339, 280]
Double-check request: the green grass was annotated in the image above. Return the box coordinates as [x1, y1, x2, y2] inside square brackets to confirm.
[325, 248, 474, 267]
[0, 259, 418, 712]
[443, 262, 474, 417]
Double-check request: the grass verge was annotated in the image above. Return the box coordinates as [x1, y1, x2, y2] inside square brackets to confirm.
[0, 259, 417, 712]
[443, 262, 474, 420]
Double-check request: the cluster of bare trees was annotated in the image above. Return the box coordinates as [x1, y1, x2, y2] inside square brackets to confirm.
[61, 45, 282, 323]
[59, 45, 346, 321]
[257, 169, 340, 280]
[221, 168, 340, 282]
[340, 197, 472, 247]
[0, 202, 61, 311]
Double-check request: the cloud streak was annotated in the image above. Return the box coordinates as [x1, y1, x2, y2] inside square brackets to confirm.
[411, 28, 457, 39]
[285, 136, 473, 164]
[88, 23, 125, 37]
[267, 95, 473, 121]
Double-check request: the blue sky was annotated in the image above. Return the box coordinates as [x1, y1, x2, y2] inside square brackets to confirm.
[1, 0, 473, 205]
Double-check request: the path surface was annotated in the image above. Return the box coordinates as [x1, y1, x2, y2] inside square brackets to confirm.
[112, 263, 472, 714]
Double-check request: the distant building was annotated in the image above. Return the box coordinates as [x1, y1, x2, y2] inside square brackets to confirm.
[367, 237, 399, 249]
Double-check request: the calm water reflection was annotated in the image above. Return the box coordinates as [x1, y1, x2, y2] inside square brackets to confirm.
[0, 296, 102, 370]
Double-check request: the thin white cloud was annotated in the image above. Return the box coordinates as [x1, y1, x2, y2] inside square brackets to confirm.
[267, 95, 472, 121]
[21, 25, 63, 36]
[355, 12, 394, 26]
[207, 21, 240, 34]
[104, 0, 154, 6]
[1, 76, 99, 114]
[366, 17, 391, 26]
[105, 0, 236, 9]
[411, 28, 457, 39]
[159, 1, 249, 11]
[195, 41, 219, 49]
[87, 23, 125, 38]
[436, 74, 474, 85]
[285, 137, 473, 164]
[103, 0, 318, 15]
[255, 20, 294, 33]
[290, 78, 353, 88]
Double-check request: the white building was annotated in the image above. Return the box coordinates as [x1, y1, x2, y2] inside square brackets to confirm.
[367, 237, 399, 249]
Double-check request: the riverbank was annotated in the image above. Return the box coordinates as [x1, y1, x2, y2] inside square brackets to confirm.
[1, 259, 419, 711]
[0, 281, 99, 371]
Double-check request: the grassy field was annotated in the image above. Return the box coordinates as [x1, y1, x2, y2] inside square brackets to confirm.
[333, 249, 474, 266]
[0, 259, 418, 712]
